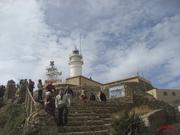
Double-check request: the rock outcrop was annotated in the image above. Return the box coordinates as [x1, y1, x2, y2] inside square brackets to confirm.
[24, 104, 57, 135]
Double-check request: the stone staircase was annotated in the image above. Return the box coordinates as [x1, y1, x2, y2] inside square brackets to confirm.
[175, 108, 180, 122]
[58, 100, 130, 135]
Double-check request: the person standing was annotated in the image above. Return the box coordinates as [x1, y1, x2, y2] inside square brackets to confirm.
[0, 85, 5, 98]
[24, 79, 28, 88]
[44, 93, 55, 116]
[37, 79, 43, 101]
[0, 85, 5, 101]
[64, 85, 73, 107]
[89, 92, 96, 101]
[46, 83, 55, 94]
[55, 90, 68, 126]
[79, 88, 88, 103]
[98, 91, 107, 102]
[19, 80, 27, 103]
[28, 79, 34, 96]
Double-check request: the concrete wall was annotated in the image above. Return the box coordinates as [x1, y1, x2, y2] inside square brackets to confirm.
[104, 77, 153, 92]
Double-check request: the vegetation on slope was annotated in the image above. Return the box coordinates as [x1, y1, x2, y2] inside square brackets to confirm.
[112, 112, 147, 135]
[0, 103, 25, 135]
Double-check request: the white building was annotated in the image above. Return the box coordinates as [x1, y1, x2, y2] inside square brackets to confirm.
[69, 48, 83, 77]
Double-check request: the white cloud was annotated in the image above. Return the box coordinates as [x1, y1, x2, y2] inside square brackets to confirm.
[0, 0, 51, 84]
[0, 0, 180, 89]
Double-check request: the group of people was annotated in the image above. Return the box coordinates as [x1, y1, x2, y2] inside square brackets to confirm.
[0, 79, 38, 103]
[43, 85, 107, 126]
[1, 79, 108, 127]
[44, 84, 73, 126]
[79, 89, 107, 103]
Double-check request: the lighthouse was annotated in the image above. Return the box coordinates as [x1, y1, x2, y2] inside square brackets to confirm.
[69, 47, 83, 77]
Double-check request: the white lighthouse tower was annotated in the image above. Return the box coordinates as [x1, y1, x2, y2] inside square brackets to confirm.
[69, 47, 83, 77]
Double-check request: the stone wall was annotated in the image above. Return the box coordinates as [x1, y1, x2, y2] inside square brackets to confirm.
[141, 109, 167, 130]
[133, 94, 176, 123]
[66, 77, 80, 86]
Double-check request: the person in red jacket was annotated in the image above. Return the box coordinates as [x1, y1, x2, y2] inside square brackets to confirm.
[46, 83, 55, 94]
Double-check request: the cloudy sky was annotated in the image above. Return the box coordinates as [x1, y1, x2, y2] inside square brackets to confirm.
[0, 0, 180, 89]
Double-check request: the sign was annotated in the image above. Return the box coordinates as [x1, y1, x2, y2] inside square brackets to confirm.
[109, 85, 125, 98]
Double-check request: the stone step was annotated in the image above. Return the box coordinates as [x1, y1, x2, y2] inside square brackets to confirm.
[71, 104, 118, 108]
[67, 119, 110, 126]
[70, 104, 118, 107]
[68, 112, 97, 117]
[68, 110, 114, 114]
[68, 112, 111, 118]
[68, 115, 100, 121]
[57, 100, 118, 134]
[70, 106, 119, 110]
[93, 109, 118, 113]
[68, 117, 112, 124]
[58, 124, 111, 133]
[69, 108, 118, 113]
[71, 101, 117, 105]
[58, 129, 110, 135]
[71, 107, 119, 111]
[68, 114, 112, 119]
[69, 110, 93, 113]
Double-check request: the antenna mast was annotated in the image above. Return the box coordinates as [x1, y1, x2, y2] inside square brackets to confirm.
[79, 34, 82, 55]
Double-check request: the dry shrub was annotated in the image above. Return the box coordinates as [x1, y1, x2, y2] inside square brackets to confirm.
[130, 105, 153, 116]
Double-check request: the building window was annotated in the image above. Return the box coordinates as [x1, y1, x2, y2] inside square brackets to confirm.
[172, 92, 176, 96]
[163, 92, 167, 96]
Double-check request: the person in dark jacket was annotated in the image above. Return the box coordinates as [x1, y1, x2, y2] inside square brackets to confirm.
[28, 79, 34, 96]
[19, 80, 27, 103]
[99, 91, 107, 102]
[44, 93, 55, 116]
[0, 85, 5, 100]
[37, 79, 43, 101]
[89, 92, 96, 101]
[46, 83, 55, 94]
